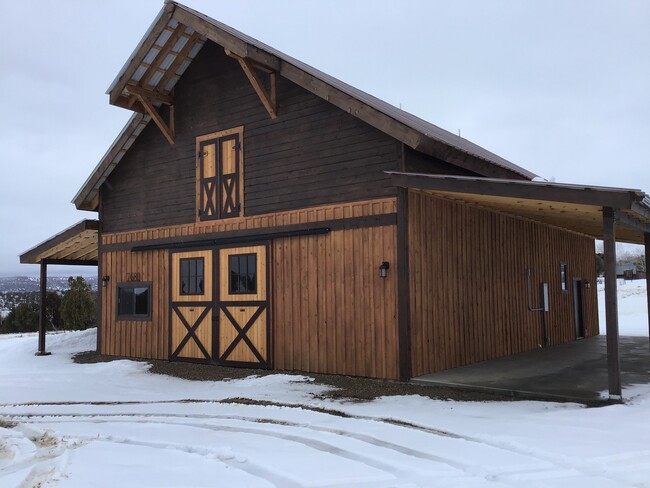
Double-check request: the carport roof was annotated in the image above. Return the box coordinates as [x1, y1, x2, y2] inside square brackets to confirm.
[19, 220, 99, 265]
[389, 172, 650, 244]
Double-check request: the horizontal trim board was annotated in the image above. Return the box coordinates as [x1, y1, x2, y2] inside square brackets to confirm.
[42, 259, 98, 266]
[133, 227, 330, 252]
[389, 172, 641, 209]
[103, 213, 397, 252]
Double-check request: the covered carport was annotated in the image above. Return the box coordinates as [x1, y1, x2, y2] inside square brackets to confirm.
[389, 172, 650, 400]
[19, 220, 99, 355]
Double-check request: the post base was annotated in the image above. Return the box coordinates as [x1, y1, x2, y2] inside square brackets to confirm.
[35, 351, 52, 356]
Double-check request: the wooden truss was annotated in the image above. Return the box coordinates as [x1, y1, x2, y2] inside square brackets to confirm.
[126, 85, 175, 145]
[225, 49, 277, 119]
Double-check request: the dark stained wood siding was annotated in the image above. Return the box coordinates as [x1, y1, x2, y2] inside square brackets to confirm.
[404, 147, 480, 177]
[102, 42, 401, 233]
[408, 190, 598, 377]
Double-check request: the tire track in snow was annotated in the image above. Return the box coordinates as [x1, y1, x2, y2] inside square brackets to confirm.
[74, 434, 302, 488]
[2, 401, 642, 487]
[4, 411, 556, 484]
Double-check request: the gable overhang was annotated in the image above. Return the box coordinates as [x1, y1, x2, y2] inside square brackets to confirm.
[20, 220, 99, 265]
[389, 172, 650, 244]
[74, 1, 537, 212]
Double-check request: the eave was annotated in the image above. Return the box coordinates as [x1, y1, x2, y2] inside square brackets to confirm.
[389, 172, 650, 244]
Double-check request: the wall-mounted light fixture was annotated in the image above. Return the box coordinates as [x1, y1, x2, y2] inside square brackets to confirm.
[379, 261, 390, 278]
[102, 276, 110, 288]
[584, 280, 591, 289]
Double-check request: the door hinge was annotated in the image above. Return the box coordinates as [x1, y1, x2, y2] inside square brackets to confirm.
[235, 141, 241, 151]
[198, 209, 203, 217]
[197, 150, 206, 158]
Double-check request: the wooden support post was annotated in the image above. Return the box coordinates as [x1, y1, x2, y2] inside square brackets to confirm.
[36, 261, 51, 356]
[397, 187, 411, 381]
[602, 207, 621, 398]
[645, 232, 650, 347]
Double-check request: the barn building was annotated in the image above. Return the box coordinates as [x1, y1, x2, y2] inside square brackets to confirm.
[21, 2, 650, 398]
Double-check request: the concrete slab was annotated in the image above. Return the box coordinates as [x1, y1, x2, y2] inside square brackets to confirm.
[411, 336, 650, 403]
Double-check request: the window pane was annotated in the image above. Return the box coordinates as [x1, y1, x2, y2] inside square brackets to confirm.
[118, 284, 150, 319]
[239, 255, 247, 292]
[197, 259, 204, 293]
[229, 255, 238, 293]
[134, 287, 149, 315]
[247, 254, 256, 292]
[119, 286, 134, 315]
[228, 253, 257, 294]
[180, 257, 204, 295]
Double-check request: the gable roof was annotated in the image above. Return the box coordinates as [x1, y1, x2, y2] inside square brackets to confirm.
[74, 1, 537, 211]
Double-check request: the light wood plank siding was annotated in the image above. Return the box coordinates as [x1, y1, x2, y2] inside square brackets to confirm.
[101, 249, 168, 359]
[100, 198, 397, 365]
[272, 224, 399, 379]
[408, 190, 598, 377]
[102, 198, 396, 245]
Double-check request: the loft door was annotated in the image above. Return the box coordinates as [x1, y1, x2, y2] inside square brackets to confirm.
[217, 245, 269, 368]
[170, 250, 214, 362]
[197, 127, 243, 221]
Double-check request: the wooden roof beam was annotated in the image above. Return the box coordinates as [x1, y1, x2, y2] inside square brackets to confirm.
[155, 31, 204, 96]
[134, 93, 175, 145]
[138, 27, 184, 89]
[109, 2, 176, 105]
[616, 210, 650, 235]
[172, 5, 280, 72]
[226, 49, 276, 119]
[388, 172, 642, 209]
[126, 85, 174, 106]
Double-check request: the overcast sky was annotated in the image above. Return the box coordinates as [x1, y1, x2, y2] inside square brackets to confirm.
[1, 0, 648, 276]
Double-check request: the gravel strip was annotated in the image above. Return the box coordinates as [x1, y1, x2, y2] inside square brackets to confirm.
[73, 351, 522, 403]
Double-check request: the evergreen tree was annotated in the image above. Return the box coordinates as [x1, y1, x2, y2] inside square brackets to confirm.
[46, 291, 63, 329]
[60, 277, 96, 330]
[595, 253, 605, 276]
[2, 303, 40, 333]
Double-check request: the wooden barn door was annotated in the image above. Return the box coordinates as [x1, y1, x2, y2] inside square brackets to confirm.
[170, 250, 214, 362]
[217, 245, 269, 368]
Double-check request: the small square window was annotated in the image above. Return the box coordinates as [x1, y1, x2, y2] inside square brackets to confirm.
[117, 283, 151, 320]
[180, 257, 204, 295]
[560, 262, 569, 293]
[228, 253, 257, 294]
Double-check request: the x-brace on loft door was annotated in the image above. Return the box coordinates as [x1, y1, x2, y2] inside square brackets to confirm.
[198, 128, 242, 221]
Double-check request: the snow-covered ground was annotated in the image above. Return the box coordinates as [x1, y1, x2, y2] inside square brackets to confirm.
[598, 279, 648, 335]
[0, 283, 648, 487]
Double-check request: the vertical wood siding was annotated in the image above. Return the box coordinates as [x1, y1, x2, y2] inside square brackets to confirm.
[100, 198, 397, 369]
[102, 42, 400, 233]
[272, 225, 399, 379]
[408, 191, 598, 377]
[101, 248, 169, 360]
[102, 198, 397, 246]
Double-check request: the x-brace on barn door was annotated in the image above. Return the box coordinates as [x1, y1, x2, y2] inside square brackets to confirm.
[170, 250, 214, 362]
[169, 244, 269, 368]
[216, 244, 269, 368]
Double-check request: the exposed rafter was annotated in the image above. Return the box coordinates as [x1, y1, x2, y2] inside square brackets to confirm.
[225, 49, 277, 119]
[134, 93, 175, 145]
[126, 84, 174, 106]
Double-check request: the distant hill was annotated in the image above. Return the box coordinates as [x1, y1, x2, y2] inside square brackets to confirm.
[0, 276, 97, 293]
